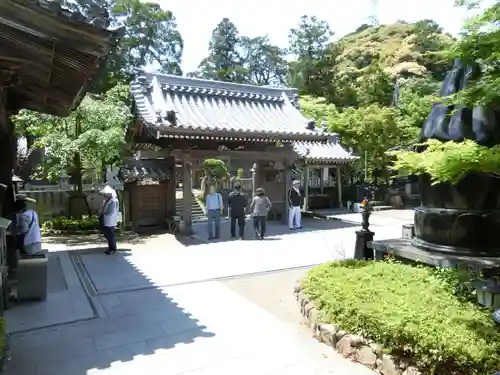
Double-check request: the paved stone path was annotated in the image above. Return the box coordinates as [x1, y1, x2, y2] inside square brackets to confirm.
[5, 213, 413, 375]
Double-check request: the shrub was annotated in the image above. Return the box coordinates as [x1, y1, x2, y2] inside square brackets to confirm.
[302, 260, 500, 374]
[203, 159, 229, 179]
[41, 216, 100, 233]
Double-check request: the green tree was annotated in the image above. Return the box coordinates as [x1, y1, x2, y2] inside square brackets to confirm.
[197, 18, 246, 82]
[288, 15, 334, 96]
[13, 84, 132, 190]
[450, 1, 500, 105]
[66, 0, 184, 92]
[239, 35, 288, 85]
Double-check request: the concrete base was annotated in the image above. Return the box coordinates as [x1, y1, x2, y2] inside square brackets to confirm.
[371, 238, 500, 269]
[354, 230, 374, 260]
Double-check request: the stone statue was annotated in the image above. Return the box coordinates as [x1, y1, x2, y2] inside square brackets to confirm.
[413, 59, 500, 256]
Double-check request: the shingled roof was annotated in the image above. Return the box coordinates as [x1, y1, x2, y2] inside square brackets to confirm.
[293, 137, 358, 164]
[0, 0, 124, 115]
[131, 72, 329, 142]
[120, 158, 172, 183]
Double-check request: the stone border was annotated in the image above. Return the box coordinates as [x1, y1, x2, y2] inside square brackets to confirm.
[294, 282, 424, 375]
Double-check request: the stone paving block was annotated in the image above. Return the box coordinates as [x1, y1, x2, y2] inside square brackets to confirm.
[23, 336, 96, 364]
[36, 348, 110, 375]
[93, 325, 163, 351]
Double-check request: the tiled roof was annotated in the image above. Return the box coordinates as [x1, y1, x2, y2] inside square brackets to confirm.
[120, 159, 172, 183]
[131, 72, 328, 141]
[293, 139, 358, 163]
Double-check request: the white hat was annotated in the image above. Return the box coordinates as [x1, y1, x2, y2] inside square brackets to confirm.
[99, 185, 115, 195]
[292, 180, 300, 185]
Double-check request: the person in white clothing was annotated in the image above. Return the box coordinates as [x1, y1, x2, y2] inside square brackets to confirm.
[14, 195, 42, 255]
[98, 185, 119, 255]
[288, 180, 303, 230]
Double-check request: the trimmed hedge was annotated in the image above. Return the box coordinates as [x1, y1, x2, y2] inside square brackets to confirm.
[41, 216, 100, 233]
[302, 260, 500, 374]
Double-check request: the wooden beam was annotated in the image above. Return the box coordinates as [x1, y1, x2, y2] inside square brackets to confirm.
[0, 1, 115, 56]
[172, 149, 292, 160]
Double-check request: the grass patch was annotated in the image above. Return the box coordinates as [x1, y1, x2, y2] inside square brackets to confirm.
[302, 260, 500, 374]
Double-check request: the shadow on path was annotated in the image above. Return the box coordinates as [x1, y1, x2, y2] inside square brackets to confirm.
[6, 247, 215, 375]
[190, 217, 358, 244]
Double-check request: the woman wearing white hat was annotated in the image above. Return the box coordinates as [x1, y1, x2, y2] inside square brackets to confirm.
[14, 194, 42, 255]
[98, 185, 119, 255]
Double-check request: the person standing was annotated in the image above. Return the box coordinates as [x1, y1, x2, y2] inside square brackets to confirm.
[205, 185, 224, 240]
[14, 195, 42, 255]
[288, 180, 303, 230]
[248, 187, 272, 240]
[228, 184, 248, 239]
[98, 185, 119, 255]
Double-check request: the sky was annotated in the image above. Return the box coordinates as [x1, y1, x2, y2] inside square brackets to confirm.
[154, 0, 484, 74]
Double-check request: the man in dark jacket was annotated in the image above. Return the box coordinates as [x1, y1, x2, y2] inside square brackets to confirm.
[228, 184, 248, 239]
[288, 180, 303, 230]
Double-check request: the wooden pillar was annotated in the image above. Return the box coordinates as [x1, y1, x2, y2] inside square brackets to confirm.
[283, 158, 292, 224]
[336, 166, 343, 208]
[182, 151, 192, 234]
[251, 162, 257, 197]
[319, 167, 324, 194]
[303, 165, 310, 212]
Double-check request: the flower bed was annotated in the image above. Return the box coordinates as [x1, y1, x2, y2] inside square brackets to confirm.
[295, 260, 500, 375]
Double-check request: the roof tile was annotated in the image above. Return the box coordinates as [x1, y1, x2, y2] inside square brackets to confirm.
[293, 140, 358, 163]
[120, 159, 172, 182]
[131, 72, 327, 140]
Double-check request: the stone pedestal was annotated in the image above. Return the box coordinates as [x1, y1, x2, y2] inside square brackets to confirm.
[413, 174, 500, 257]
[354, 230, 374, 260]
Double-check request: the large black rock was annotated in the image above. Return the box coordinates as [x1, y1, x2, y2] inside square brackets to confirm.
[413, 59, 500, 256]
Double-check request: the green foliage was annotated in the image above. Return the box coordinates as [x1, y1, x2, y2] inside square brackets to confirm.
[41, 216, 100, 233]
[239, 35, 288, 85]
[390, 139, 500, 184]
[302, 261, 500, 374]
[300, 98, 419, 181]
[203, 159, 229, 179]
[65, 0, 184, 91]
[196, 18, 247, 83]
[13, 84, 132, 183]
[447, 2, 500, 106]
[236, 168, 244, 179]
[193, 19, 288, 85]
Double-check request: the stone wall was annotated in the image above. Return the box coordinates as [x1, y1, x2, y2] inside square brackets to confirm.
[294, 282, 425, 375]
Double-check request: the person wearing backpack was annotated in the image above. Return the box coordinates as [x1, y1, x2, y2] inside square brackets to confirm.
[205, 185, 224, 240]
[14, 195, 42, 255]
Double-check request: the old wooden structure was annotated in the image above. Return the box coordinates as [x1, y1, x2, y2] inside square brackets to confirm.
[292, 137, 357, 211]
[120, 157, 176, 231]
[0, 0, 122, 307]
[128, 73, 334, 233]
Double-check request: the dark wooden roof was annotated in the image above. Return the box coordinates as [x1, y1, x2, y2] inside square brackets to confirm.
[120, 158, 173, 183]
[131, 72, 330, 143]
[0, 0, 124, 116]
